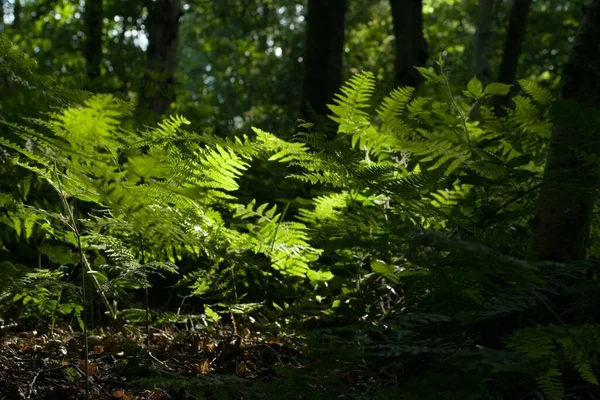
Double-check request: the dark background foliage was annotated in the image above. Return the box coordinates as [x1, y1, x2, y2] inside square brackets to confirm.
[2, 0, 600, 399]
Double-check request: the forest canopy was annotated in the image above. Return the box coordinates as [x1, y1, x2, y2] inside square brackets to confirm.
[1, 0, 600, 399]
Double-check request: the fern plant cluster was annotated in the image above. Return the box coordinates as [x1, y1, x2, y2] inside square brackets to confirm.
[2, 36, 600, 399]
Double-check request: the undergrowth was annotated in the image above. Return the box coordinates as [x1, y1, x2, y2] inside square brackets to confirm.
[1, 36, 600, 399]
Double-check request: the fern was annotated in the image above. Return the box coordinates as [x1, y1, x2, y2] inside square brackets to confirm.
[328, 70, 375, 139]
[536, 367, 564, 400]
[376, 85, 414, 126]
[506, 324, 600, 398]
[231, 199, 325, 279]
[519, 79, 554, 105]
[2, 48, 591, 400]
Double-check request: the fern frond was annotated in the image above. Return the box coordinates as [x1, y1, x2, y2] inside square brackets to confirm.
[298, 192, 348, 224]
[536, 368, 563, 400]
[377, 86, 415, 125]
[576, 362, 599, 385]
[518, 79, 554, 105]
[328, 71, 375, 137]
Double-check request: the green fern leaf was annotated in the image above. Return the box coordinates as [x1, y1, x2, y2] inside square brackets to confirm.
[519, 79, 554, 105]
[328, 71, 375, 136]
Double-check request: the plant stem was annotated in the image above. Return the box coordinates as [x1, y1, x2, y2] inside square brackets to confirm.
[50, 166, 116, 319]
[442, 69, 475, 158]
[52, 165, 90, 398]
[140, 234, 150, 349]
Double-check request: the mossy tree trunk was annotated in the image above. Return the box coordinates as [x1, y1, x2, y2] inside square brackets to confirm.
[529, 0, 600, 262]
[300, 0, 348, 136]
[390, 0, 428, 90]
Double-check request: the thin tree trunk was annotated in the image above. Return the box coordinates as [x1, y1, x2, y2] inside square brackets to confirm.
[300, 0, 348, 135]
[83, 0, 103, 89]
[390, 0, 429, 90]
[140, 0, 182, 116]
[1, 0, 4, 32]
[472, 0, 496, 84]
[493, 0, 532, 114]
[12, 0, 20, 28]
[529, 0, 600, 262]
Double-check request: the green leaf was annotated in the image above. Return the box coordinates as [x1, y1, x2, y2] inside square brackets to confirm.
[506, 154, 532, 168]
[484, 82, 512, 96]
[204, 305, 221, 323]
[467, 76, 483, 98]
[11, 216, 22, 237]
[519, 79, 553, 104]
[576, 363, 599, 385]
[415, 67, 442, 83]
[41, 243, 76, 265]
[23, 214, 36, 240]
[59, 303, 79, 314]
[371, 260, 394, 275]
[307, 270, 334, 282]
[462, 90, 476, 100]
[86, 270, 108, 283]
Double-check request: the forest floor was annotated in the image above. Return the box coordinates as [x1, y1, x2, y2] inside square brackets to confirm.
[0, 323, 337, 400]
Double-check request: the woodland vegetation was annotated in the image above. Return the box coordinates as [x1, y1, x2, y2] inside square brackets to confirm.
[1, 0, 600, 399]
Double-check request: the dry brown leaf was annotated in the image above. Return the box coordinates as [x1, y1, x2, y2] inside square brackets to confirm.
[78, 360, 97, 375]
[199, 359, 211, 374]
[93, 345, 104, 353]
[112, 389, 132, 400]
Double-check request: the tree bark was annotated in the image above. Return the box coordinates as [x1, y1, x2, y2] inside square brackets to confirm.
[13, 0, 23, 29]
[13, 0, 20, 28]
[529, 0, 600, 262]
[300, 0, 348, 134]
[472, 0, 496, 84]
[83, 0, 103, 89]
[140, 0, 182, 116]
[493, 0, 532, 114]
[389, 0, 429, 90]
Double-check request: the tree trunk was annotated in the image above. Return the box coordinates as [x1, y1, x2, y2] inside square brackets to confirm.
[13, 0, 21, 28]
[492, 0, 532, 114]
[390, 0, 429, 90]
[140, 0, 182, 116]
[300, 0, 348, 135]
[529, 0, 600, 262]
[472, 0, 496, 84]
[83, 0, 103, 90]
[1, 0, 4, 32]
